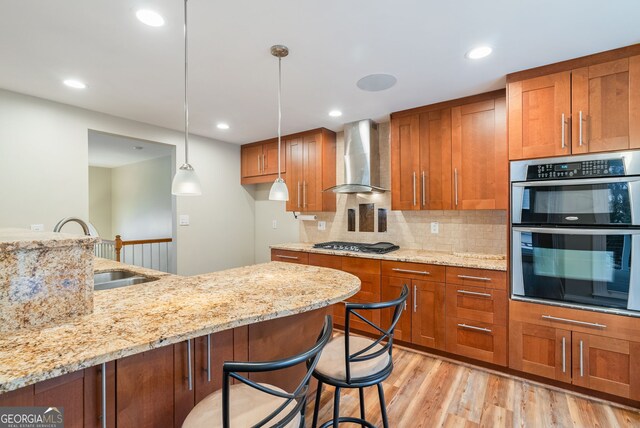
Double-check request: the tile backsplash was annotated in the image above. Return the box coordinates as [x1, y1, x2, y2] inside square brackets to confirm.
[300, 122, 507, 255]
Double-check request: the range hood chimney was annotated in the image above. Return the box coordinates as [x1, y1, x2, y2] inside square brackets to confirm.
[324, 119, 386, 194]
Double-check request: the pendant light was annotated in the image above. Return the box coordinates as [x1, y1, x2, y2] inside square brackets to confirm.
[172, 0, 202, 196]
[268, 45, 289, 201]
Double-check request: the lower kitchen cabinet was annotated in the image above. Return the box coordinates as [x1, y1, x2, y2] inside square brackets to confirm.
[193, 330, 234, 403]
[411, 280, 446, 349]
[381, 276, 412, 342]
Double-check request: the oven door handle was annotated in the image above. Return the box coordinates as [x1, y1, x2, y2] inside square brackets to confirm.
[512, 226, 640, 235]
[512, 176, 640, 187]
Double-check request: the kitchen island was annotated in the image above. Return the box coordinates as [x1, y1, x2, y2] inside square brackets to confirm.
[0, 259, 359, 427]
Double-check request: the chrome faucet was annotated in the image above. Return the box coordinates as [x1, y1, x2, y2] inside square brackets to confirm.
[53, 217, 91, 236]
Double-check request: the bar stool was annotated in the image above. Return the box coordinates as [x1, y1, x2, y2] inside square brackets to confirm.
[311, 285, 408, 428]
[183, 316, 332, 428]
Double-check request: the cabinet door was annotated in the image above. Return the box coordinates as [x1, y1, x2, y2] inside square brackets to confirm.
[410, 280, 445, 349]
[572, 56, 640, 154]
[508, 71, 571, 160]
[445, 284, 507, 326]
[308, 253, 344, 327]
[419, 109, 452, 210]
[193, 330, 234, 404]
[452, 97, 507, 210]
[241, 144, 264, 178]
[572, 332, 640, 400]
[303, 133, 323, 212]
[33, 371, 85, 428]
[262, 140, 285, 175]
[174, 341, 196, 428]
[116, 346, 175, 428]
[84, 363, 116, 428]
[271, 249, 309, 264]
[445, 317, 507, 366]
[391, 115, 421, 210]
[509, 321, 571, 383]
[381, 276, 412, 342]
[285, 138, 303, 212]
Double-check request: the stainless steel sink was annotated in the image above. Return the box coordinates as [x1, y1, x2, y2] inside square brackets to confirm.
[94, 270, 158, 291]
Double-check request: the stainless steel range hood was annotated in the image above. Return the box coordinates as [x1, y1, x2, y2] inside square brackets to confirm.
[324, 119, 387, 194]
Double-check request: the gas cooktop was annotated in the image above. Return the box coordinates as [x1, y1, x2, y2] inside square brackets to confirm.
[313, 241, 400, 254]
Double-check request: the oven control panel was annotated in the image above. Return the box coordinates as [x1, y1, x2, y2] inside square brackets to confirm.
[526, 158, 625, 180]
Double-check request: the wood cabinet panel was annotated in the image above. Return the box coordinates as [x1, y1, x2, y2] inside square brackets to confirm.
[303, 133, 322, 211]
[174, 341, 195, 428]
[452, 97, 507, 209]
[445, 267, 507, 290]
[446, 317, 507, 366]
[285, 137, 303, 212]
[270, 249, 309, 264]
[308, 253, 342, 270]
[419, 109, 452, 209]
[381, 276, 412, 342]
[262, 141, 285, 175]
[445, 284, 507, 326]
[572, 56, 640, 153]
[84, 363, 116, 428]
[342, 256, 380, 275]
[411, 280, 445, 349]
[391, 114, 421, 210]
[381, 260, 445, 282]
[116, 346, 175, 428]
[33, 373, 84, 428]
[241, 144, 264, 178]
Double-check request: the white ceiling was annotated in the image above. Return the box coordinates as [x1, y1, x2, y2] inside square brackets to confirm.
[1, 1, 639, 145]
[88, 130, 173, 168]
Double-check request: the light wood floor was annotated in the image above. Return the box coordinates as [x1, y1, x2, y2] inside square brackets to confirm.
[306, 344, 640, 427]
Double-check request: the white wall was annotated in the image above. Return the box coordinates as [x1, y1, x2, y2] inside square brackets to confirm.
[0, 89, 255, 275]
[111, 156, 172, 240]
[253, 183, 299, 263]
[88, 166, 113, 238]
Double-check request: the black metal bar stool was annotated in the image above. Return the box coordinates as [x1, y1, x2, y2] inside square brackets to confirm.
[311, 285, 409, 428]
[182, 316, 332, 428]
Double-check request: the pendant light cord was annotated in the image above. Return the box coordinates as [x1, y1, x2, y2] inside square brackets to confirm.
[277, 56, 282, 179]
[184, 0, 190, 165]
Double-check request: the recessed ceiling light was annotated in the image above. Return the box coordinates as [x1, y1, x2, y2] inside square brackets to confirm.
[329, 110, 342, 117]
[217, 123, 230, 130]
[133, 146, 144, 150]
[63, 79, 87, 89]
[466, 46, 493, 59]
[356, 74, 397, 92]
[136, 9, 165, 27]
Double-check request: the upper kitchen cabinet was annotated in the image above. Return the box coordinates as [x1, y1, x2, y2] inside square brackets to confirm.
[452, 97, 507, 210]
[507, 45, 640, 160]
[240, 139, 285, 184]
[285, 128, 336, 212]
[391, 90, 506, 211]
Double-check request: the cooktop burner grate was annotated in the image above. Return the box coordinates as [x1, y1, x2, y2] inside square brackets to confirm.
[313, 241, 400, 254]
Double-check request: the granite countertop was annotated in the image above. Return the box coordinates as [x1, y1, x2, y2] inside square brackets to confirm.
[270, 243, 507, 271]
[0, 259, 360, 393]
[0, 228, 99, 250]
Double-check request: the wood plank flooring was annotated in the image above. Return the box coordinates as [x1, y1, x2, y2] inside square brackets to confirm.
[306, 344, 640, 427]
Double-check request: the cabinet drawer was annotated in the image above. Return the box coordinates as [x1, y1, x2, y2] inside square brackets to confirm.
[308, 253, 342, 269]
[445, 267, 506, 290]
[381, 260, 445, 282]
[446, 284, 507, 326]
[271, 249, 308, 264]
[445, 317, 507, 366]
[342, 256, 380, 275]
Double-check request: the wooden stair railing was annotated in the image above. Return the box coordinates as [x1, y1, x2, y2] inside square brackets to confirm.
[114, 235, 173, 272]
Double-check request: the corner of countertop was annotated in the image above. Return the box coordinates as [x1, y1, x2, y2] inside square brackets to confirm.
[0, 228, 100, 250]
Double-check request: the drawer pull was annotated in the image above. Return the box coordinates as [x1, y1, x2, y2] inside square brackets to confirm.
[456, 289, 492, 298]
[392, 268, 430, 275]
[541, 315, 606, 329]
[276, 255, 299, 260]
[457, 323, 492, 334]
[457, 274, 491, 282]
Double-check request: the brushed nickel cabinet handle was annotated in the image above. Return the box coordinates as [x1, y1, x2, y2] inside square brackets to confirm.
[579, 340, 584, 377]
[206, 334, 212, 382]
[454, 168, 458, 207]
[456, 289, 492, 298]
[258, 155, 261, 173]
[561, 113, 566, 149]
[101, 362, 107, 428]
[457, 274, 491, 282]
[187, 339, 193, 391]
[412, 171, 417, 206]
[422, 171, 426, 207]
[263, 154, 267, 171]
[579, 111, 584, 147]
[297, 181, 301, 208]
[562, 336, 566, 373]
[392, 268, 430, 275]
[276, 255, 299, 260]
[413, 285, 417, 313]
[541, 315, 606, 329]
[303, 181, 307, 208]
[457, 323, 492, 334]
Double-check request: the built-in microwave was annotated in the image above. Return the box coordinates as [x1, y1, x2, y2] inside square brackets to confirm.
[510, 151, 640, 316]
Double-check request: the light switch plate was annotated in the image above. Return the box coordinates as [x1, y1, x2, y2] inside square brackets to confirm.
[430, 222, 439, 234]
[30, 224, 44, 231]
[272, 220, 277, 229]
[318, 221, 326, 231]
[179, 215, 190, 226]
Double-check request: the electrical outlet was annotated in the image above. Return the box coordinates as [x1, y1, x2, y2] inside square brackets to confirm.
[430, 222, 439, 234]
[30, 224, 44, 231]
[272, 220, 277, 229]
[318, 221, 326, 231]
[179, 215, 190, 226]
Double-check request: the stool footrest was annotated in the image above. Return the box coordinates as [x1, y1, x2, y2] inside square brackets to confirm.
[319, 416, 377, 428]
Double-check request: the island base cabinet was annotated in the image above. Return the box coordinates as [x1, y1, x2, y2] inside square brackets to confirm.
[194, 330, 234, 403]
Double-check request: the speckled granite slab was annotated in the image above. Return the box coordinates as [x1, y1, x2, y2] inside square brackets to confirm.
[0, 260, 360, 393]
[0, 228, 99, 333]
[270, 243, 507, 271]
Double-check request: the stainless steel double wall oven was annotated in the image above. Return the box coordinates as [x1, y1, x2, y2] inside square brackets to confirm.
[511, 151, 640, 315]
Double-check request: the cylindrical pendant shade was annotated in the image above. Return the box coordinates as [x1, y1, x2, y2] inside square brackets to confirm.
[172, 163, 202, 196]
[269, 177, 289, 201]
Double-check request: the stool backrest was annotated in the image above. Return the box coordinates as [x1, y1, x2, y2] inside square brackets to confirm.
[344, 284, 409, 383]
[222, 315, 333, 428]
